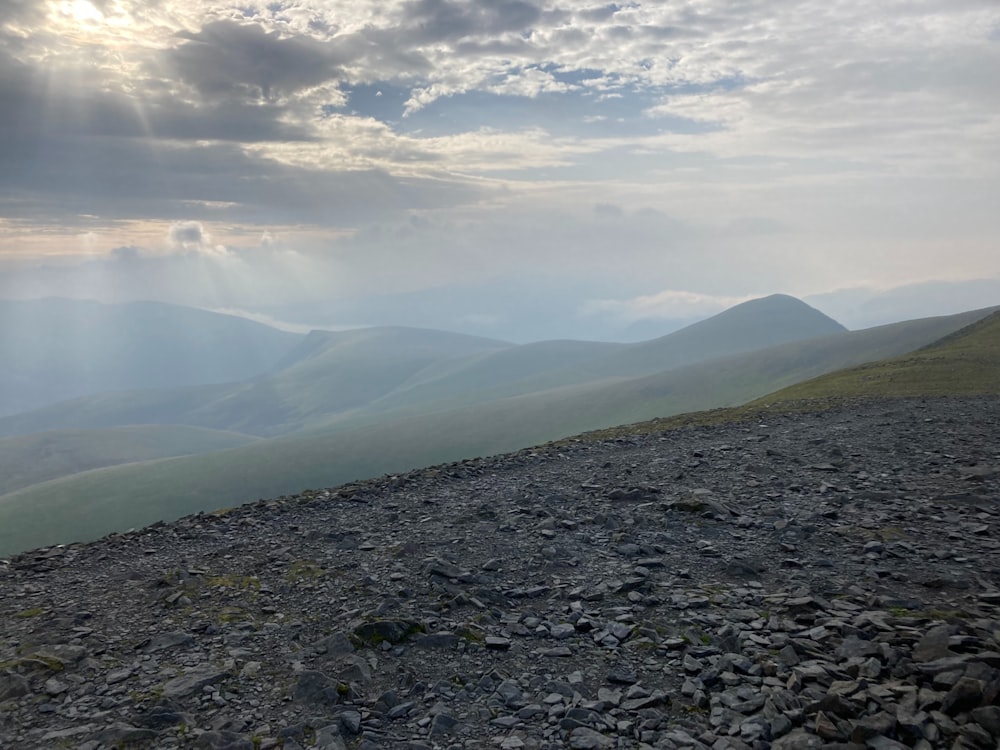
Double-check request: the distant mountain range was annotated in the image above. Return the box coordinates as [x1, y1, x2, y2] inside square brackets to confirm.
[0, 294, 843, 437]
[0, 293, 995, 556]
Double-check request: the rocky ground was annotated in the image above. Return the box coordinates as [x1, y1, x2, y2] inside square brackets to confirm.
[1, 395, 999, 750]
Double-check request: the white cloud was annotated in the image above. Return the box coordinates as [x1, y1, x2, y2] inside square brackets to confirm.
[582, 290, 757, 323]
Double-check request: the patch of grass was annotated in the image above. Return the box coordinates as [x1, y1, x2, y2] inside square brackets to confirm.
[927, 609, 969, 621]
[216, 606, 251, 624]
[285, 559, 326, 581]
[0, 653, 65, 672]
[455, 624, 486, 645]
[878, 527, 907, 541]
[13, 607, 45, 618]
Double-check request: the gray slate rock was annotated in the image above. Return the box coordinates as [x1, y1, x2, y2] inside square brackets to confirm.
[161, 666, 229, 698]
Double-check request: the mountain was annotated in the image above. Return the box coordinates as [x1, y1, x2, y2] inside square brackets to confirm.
[0, 294, 841, 439]
[0, 298, 302, 416]
[0, 304, 991, 556]
[585, 293, 847, 378]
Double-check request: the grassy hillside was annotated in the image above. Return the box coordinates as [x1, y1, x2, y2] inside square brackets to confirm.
[0, 425, 260, 496]
[750, 308, 1000, 406]
[1, 305, 990, 557]
[353, 339, 625, 418]
[184, 327, 512, 434]
[279, 295, 852, 433]
[295, 304, 998, 437]
[582, 308, 1000, 441]
[0, 383, 239, 438]
[0, 326, 511, 437]
[0, 298, 301, 416]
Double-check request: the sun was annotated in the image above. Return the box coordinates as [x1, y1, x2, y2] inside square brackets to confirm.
[59, 0, 105, 24]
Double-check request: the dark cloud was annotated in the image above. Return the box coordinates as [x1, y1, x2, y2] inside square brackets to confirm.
[168, 221, 205, 246]
[402, 0, 542, 43]
[164, 20, 345, 101]
[0, 46, 313, 154]
[0, 125, 483, 228]
[0, 50, 39, 152]
[0, 0, 44, 25]
[0, 21, 483, 230]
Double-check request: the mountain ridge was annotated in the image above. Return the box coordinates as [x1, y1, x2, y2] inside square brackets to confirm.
[0, 303, 993, 557]
[0, 293, 844, 438]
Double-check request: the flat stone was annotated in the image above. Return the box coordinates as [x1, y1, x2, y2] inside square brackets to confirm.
[606, 665, 637, 685]
[550, 623, 576, 639]
[429, 712, 459, 736]
[139, 631, 195, 654]
[161, 666, 229, 698]
[568, 727, 615, 749]
[770, 730, 824, 749]
[106, 667, 133, 684]
[163, 666, 230, 698]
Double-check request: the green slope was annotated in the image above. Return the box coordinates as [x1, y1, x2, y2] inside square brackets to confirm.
[1, 306, 990, 557]
[578, 307, 1000, 441]
[0, 326, 511, 438]
[0, 383, 239, 438]
[0, 425, 260, 496]
[298, 303, 990, 437]
[183, 327, 512, 434]
[749, 308, 1000, 406]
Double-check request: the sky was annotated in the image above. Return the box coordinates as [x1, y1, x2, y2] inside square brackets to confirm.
[1, 0, 999, 340]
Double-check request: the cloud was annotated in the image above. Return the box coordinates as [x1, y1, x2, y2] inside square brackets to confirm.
[168, 220, 209, 249]
[582, 290, 757, 323]
[400, 0, 542, 44]
[164, 19, 345, 101]
[0, 0, 44, 26]
[0, 0, 998, 340]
